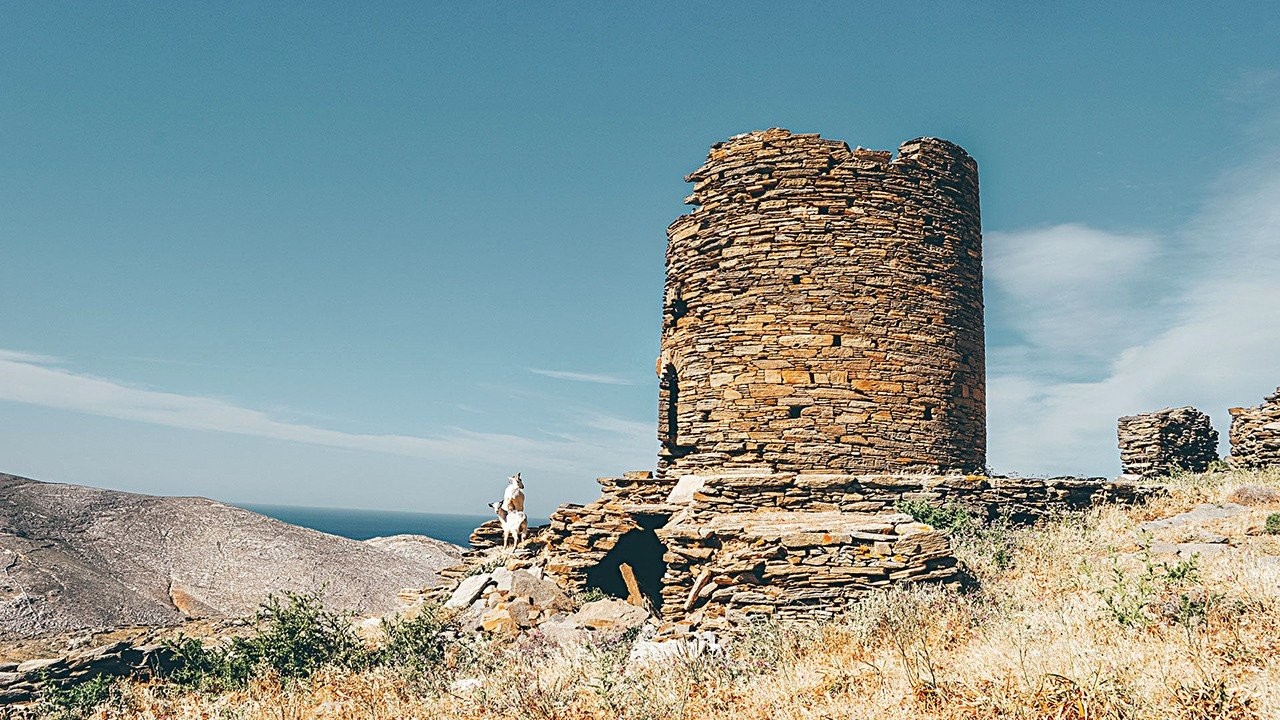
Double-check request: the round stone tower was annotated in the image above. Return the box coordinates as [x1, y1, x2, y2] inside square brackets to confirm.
[658, 128, 985, 478]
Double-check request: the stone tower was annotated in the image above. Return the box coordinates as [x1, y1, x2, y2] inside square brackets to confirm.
[658, 128, 985, 478]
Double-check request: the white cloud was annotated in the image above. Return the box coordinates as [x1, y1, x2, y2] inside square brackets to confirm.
[987, 146, 1280, 477]
[0, 349, 62, 364]
[985, 224, 1166, 377]
[529, 368, 635, 385]
[0, 352, 652, 478]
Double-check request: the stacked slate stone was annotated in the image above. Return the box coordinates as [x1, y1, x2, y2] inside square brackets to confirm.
[673, 470, 1159, 525]
[1117, 407, 1220, 478]
[1, 641, 175, 704]
[597, 470, 681, 504]
[1229, 387, 1280, 468]
[461, 131, 1164, 631]
[518, 466, 1160, 627]
[658, 129, 986, 479]
[656, 511, 956, 627]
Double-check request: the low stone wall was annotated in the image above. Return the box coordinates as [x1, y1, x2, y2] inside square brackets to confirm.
[1117, 406, 1219, 478]
[1230, 387, 1280, 469]
[518, 469, 1159, 628]
[678, 471, 1160, 524]
[597, 471, 679, 504]
[656, 511, 957, 627]
[0, 641, 173, 704]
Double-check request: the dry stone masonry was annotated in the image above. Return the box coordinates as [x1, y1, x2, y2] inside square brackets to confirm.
[658, 128, 985, 478]
[1117, 407, 1220, 478]
[1229, 387, 1280, 468]
[460, 129, 1158, 631]
[517, 469, 1156, 629]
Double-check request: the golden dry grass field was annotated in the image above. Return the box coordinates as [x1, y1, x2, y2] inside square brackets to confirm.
[58, 468, 1280, 720]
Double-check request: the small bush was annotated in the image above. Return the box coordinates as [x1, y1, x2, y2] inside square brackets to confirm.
[380, 604, 454, 675]
[238, 591, 368, 679]
[574, 587, 608, 605]
[1226, 484, 1280, 506]
[1099, 540, 1205, 629]
[162, 591, 369, 690]
[1266, 513, 1280, 534]
[38, 674, 121, 719]
[161, 634, 245, 692]
[896, 500, 975, 534]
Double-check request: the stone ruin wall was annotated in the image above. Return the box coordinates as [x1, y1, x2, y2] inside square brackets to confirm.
[1117, 406, 1220, 478]
[674, 469, 1162, 525]
[526, 470, 1158, 628]
[1229, 386, 1280, 468]
[658, 128, 986, 479]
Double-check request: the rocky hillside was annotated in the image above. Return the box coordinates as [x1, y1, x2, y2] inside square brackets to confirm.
[0, 473, 462, 640]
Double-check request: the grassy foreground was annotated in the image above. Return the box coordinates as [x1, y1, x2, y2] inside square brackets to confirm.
[48, 468, 1280, 720]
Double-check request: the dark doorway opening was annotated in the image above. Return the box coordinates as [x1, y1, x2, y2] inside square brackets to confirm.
[585, 525, 668, 612]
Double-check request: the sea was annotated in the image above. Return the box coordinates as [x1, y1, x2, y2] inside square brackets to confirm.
[234, 504, 520, 547]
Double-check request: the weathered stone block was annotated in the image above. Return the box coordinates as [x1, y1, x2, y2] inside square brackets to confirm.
[1118, 406, 1219, 478]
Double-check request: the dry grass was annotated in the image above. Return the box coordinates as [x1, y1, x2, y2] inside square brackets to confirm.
[85, 468, 1280, 720]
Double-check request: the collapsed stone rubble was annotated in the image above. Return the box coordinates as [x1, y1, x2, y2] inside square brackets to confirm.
[1117, 406, 1220, 478]
[1230, 387, 1280, 469]
[0, 641, 175, 704]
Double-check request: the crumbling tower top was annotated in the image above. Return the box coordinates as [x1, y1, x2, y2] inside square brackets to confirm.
[658, 128, 985, 478]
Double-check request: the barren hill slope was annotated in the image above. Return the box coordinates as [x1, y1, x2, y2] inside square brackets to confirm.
[0, 473, 462, 639]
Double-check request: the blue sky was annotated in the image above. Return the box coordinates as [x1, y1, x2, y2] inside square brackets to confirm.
[2, 3, 1279, 515]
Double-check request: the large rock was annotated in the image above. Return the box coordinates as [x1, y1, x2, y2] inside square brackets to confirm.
[569, 599, 649, 632]
[509, 570, 572, 612]
[0, 472, 464, 640]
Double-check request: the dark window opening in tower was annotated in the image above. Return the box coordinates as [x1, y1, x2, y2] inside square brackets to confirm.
[791, 274, 802, 284]
[832, 335, 842, 347]
[924, 405, 934, 420]
[788, 405, 804, 419]
[659, 364, 679, 448]
[666, 287, 689, 329]
[924, 235, 945, 248]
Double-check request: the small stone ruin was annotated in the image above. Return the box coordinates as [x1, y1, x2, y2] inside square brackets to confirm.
[1117, 406, 1220, 478]
[450, 129, 1163, 631]
[521, 469, 1156, 629]
[1229, 386, 1280, 468]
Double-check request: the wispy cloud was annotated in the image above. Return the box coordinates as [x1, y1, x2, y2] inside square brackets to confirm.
[0, 349, 62, 364]
[0, 352, 652, 477]
[987, 139, 1280, 476]
[529, 368, 636, 385]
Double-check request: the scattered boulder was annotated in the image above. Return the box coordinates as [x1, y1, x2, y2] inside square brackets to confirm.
[1139, 503, 1249, 533]
[445, 574, 493, 609]
[569, 599, 649, 632]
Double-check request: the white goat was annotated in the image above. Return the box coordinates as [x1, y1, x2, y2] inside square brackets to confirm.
[502, 472, 525, 513]
[488, 501, 528, 550]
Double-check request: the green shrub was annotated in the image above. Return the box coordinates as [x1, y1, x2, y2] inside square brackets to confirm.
[163, 591, 369, 690]
[161, 633, 245, 692]
[38, 674, 120, 719]
[574, 587, 608, 605]
[1266, 513, 1280, 534]
[895, 500, 975, 534]
[237, 591, 368, 679]
[379, 604, 453, 674]
[1099, 540, 1204, 629]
